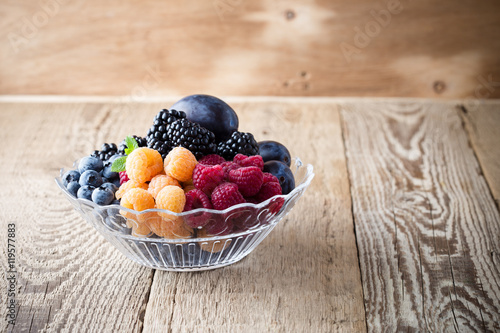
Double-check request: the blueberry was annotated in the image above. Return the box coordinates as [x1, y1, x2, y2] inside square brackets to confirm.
[263, 161, 295, 194]
[77, 185, 95, 201]
[104, 154, 122, 167]
[258, 140, 291, 167]
[79, 170, 103, 187]
[108, 154, 123, 164]
[112, 178, 121, 188]
[171, 94, 238, 142]
[101, 182, 118, 193]
[67, 181, 81, 197]
[78, 156, 104, 174]
[92, 187, 115, 205]
[62, 170, 80, 187]
[102, 164, 118, 180]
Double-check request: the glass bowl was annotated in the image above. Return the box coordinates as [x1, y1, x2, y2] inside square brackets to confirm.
[55, 157, 314, 271]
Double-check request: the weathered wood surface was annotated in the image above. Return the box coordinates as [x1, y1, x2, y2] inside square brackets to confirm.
[341, 102, 500, 332]
[1, 98, 499, 332]
[1, 0, 500, 98]
[460, 103, 500, 208]
[143, 102, 367, 332]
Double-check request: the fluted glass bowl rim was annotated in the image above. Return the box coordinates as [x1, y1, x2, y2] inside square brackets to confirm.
[55, 157, 314, 243]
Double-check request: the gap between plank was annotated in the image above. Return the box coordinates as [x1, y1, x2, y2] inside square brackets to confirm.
[339, 109, 369, 333]
[166, 274, 180, 333]
[457, 104, 500, 212]
[139, 269, 156, 333]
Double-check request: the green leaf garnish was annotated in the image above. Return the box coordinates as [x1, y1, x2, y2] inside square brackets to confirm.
[111, 156, 127, 172]
[110, 135, 138, 172]
[125, 136, 139, 152]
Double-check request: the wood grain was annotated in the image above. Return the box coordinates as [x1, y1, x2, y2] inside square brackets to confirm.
[341, 102, 500, 332]
[460, 103, 500, 208]
[1, 0, 500, 98]
[0, 103, 165, 332]
[143, 102, 367, 332]
[2, 98, 499, 332]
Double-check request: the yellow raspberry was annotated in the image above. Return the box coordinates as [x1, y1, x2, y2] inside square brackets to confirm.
[115, 180, 148, 199]
[126, 219, 153, 237]
[198, 228, 231, 253]
[148, 216, 193, 239]
[156, 186, 186, 218]
[120, 188, 156, 223]
[126, 147, 163, 183]
[148, 174, 181, 199]
[164, 147, 197, 182]
[121, 188, 155, 211]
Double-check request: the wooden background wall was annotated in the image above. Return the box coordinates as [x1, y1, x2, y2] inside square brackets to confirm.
[1, 0, 499, 98]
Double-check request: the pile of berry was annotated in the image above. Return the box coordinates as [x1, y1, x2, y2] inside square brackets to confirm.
[61, 95, 296, 240]
[62, 154, 121, 206]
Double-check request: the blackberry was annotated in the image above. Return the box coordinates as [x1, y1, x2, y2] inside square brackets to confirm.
[91, 143, 118, 162]
[165, 119, 217, 159]
[135, 136, 147, 147]
[148, 140, 171, 159]
[117, 135, 147, 155]
[217, 131, 259, 160]
[146, 109, 187, 158]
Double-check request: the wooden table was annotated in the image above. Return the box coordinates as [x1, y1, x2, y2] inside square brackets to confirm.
[1, 97, 499, 332]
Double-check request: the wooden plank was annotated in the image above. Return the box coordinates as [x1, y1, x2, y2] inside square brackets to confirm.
[0, 102, 166, 332]
[143, 102, 367, 332]
[460, 103, 500, 207]
[1, 0, 500, 98]
[341, 102, 500, 332]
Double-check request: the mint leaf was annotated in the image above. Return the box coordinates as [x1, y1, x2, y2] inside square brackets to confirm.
[111, 156, 127, 172]
[125, 136, 139, 153]
[111, 136, 138, 172]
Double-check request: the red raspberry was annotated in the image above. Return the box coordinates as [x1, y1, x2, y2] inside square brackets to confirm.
[255, 181, 282, 202]
[183, 189, 213, 228]
[185, 189, 213, 211]
[193, 164, 224, 196]
[233, 154, 264, 170]
[228, 166, 263, 197]
[211, 182, 245, 210]
[232, 154, 246, 164]
[119, 171, 129, 185]
[263, 172, 279, 184]
[268, 197, 285, 214]
[199, 154, 225, 166]
[204, 215, 234, 236]
[221, 161, 240, 181]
